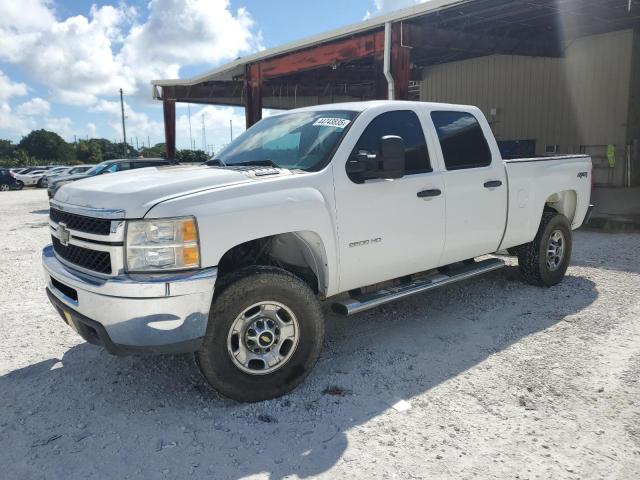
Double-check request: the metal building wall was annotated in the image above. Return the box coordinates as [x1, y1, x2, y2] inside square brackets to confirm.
[420, 29, 635, 186]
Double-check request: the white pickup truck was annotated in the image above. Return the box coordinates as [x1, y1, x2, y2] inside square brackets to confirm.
[43, 101, 593, 402]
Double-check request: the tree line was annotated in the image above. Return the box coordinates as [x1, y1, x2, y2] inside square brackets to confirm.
[0, 129, 210, 167]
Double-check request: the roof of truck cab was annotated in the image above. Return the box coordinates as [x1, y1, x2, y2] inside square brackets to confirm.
[275, 100, 478, 114]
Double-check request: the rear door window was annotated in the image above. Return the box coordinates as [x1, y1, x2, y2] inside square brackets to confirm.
[350, 110, 432, 181]
[431, 111, 492, 170]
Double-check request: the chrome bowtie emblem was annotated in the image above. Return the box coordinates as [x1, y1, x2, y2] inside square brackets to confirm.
[58, 223, 70, 246]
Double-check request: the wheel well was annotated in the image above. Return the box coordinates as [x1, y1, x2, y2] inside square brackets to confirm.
[216, 233, 327, 296]
[544, 190, 577, 223]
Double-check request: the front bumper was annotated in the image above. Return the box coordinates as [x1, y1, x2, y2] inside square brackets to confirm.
[42, 245, 217, 355]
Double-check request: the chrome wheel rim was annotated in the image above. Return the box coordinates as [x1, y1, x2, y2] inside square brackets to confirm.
[546, 230, 565, 271]
[227, 301, 300, 375]
[0, 184, 9, 191]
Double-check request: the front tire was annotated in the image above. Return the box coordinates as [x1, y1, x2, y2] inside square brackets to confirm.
[15, 181, 23, 190]
[196, 267, 324, 402]
[517, 212, 572, 286]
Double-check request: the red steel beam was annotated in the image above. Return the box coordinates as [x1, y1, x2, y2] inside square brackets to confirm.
[391, 23, 410, 100]
[258, 31, 385, 80]
[244, 63, 263, 128]
[162, 86, 176, 159]
[243, 30, 390, 127]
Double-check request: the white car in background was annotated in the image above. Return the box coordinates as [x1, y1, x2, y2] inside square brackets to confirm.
[40, 166, 90, 188]
[14, 169, 49, 188]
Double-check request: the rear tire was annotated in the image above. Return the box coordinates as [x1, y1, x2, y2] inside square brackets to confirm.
[517, 212, 572, 286]
[196, 267, 324, 402]
[0, 184, 9, 192]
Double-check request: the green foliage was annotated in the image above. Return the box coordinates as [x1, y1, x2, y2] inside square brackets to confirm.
[176, 149, 210, 163]
[0, 129, 213, 168]
[0, 139, 14, 158]
[139, 143, 167, 159]
[18, 129, 75, 163]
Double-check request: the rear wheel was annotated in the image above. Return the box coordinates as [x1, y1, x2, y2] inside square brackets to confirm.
[196, 267, 324, 402]
[0, 184, 9, 191]
[517, 212, 572, 286]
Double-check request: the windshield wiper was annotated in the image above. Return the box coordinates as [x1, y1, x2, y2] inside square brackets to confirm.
[205, 158, 226, 167]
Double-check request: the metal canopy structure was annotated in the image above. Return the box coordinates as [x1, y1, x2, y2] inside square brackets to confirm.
[152, 0, 640, 158]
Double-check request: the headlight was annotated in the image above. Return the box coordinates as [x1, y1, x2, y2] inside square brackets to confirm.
[125, 217, 200, 272]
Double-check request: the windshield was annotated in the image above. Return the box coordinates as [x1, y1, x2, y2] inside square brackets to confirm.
[85, 163, 109, 175]
[215, 110, 358, 171]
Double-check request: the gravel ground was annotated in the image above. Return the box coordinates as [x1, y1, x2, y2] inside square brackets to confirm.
[1, 189, 639, 480]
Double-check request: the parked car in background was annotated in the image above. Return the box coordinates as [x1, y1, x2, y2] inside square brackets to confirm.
[38, 167, 73, 188]
[0, 168, 22, 191]
[47, 158, 178, 199]
[14, 169, 49, 188]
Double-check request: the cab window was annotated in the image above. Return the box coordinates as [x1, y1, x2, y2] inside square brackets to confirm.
[431, 111, 492, 170]
[350, 110, 431, 181]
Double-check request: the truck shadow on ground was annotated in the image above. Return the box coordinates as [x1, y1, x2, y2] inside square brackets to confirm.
[0, 267, 597, 479]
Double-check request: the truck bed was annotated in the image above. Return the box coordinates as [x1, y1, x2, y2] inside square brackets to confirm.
[499, 154, 592, 251]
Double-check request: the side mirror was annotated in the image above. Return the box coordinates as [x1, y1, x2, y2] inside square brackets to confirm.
[346, 135, 406, 181]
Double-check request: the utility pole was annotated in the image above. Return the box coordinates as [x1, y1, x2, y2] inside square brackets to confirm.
[119, 88, 128, 157]
[188, 104, 193, 151]
[202, 115, 206, 151]
[148, 135, 151, 149]
[135, 136, 139, 150]
[230, 119, 233, 142]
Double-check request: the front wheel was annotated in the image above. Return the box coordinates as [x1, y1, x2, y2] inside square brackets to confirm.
[196, 267, 324, 402]
[15, 181, 23, 190]
[517, 212, 572, 286]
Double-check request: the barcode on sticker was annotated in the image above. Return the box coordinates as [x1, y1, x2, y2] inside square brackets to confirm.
[313, 118, 351, 129]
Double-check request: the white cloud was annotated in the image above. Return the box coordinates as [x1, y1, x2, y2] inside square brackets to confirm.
[121, 0, 263, 89]
[90, 99, 164, 143]
[0, 70, 27, 101]
[0, 0, 262, 106]
[16, 97, 50, 116]
[364, 0, 429, 19]
[0, 70, 74, 140]
[176, 105, 246, 151]
[44, 116, 73, 138]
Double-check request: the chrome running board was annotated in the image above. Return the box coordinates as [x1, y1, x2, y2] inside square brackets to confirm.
[332, 258, 505, 316]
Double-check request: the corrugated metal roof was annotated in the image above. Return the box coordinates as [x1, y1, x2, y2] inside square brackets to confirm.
[150, 0, 470, 88]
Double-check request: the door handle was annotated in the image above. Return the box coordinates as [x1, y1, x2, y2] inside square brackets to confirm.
[417, 189, 442, 198]
[484, 180, 503, 188]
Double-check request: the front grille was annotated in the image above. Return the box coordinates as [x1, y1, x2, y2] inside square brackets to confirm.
[50, 208, 112, 235]
[52, 236, 112, 274]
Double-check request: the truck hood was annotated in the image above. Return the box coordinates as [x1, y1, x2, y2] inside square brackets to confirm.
[53, 165, 254, 218]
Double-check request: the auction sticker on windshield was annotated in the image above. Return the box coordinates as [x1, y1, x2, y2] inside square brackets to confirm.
[313, 118, 351, 129]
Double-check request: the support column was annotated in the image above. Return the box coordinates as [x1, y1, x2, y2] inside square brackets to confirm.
[245, 63, 263, 128]
[391, 23, 411, 100]
[162, 86, 176, 159]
